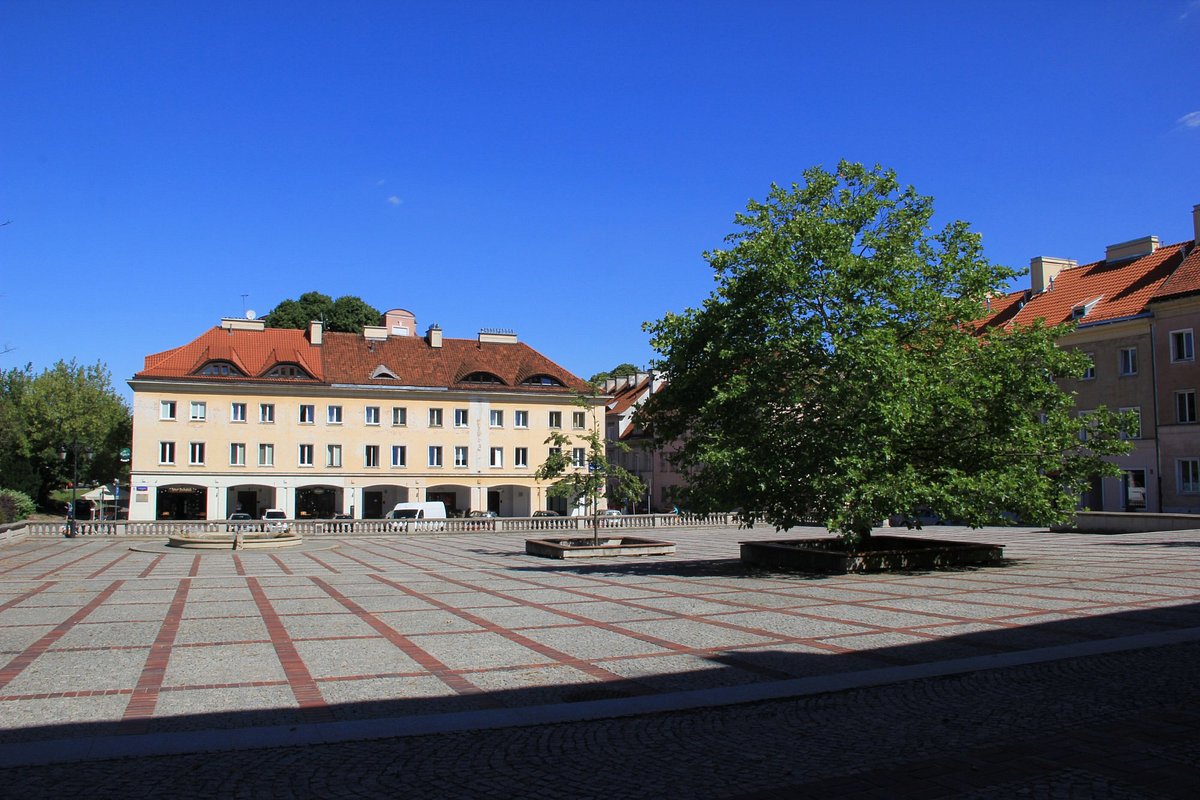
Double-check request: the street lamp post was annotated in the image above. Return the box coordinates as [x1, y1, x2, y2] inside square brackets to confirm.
[59, 441, 92, 538]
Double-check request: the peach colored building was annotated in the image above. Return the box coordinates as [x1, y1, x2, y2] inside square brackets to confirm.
[127, 309, 602, 521]
[603, 372, 686, 513]
[981, 205, 1200, 513]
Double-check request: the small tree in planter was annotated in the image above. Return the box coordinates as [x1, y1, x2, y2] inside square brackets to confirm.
[535, 400, 644, 546]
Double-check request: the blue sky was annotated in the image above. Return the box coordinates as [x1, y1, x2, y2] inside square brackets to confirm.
[2, 1, 1198, 397]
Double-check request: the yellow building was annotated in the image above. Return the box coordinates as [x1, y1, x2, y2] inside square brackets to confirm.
[128, 309, 602, 521]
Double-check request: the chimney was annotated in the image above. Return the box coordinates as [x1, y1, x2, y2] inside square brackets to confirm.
[426, 324, 442, 348]
[1106, 235, 1159, 263]
[1030, 256, 1076, 294]
[307, 320, 323, 345]
[1193, 203, 1200, 245]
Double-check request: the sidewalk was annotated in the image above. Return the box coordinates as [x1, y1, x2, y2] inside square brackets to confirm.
[1, 526, 1198, 797]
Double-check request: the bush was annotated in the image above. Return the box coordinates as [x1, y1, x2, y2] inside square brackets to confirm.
[0, 488, 36, 524]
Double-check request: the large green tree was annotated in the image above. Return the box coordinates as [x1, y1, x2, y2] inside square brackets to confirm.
[642, 162, 1128, 546]
[264, 292, 381, 333]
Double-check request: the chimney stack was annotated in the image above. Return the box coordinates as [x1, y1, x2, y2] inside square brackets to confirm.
[1030, 256, 1076, 294]
[1193, 203, 1200, 245]
[307, 320, 323, 345]
[426, 324, 442, 348]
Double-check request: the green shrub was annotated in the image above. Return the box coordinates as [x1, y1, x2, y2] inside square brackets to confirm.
[0, 489, 36, 524]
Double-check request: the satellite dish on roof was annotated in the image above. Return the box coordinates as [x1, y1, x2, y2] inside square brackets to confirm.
[246, 309, 257, 320]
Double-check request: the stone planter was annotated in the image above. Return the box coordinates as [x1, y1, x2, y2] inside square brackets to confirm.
[525, 536, 677, 559]
[740, 535, 1003, 574]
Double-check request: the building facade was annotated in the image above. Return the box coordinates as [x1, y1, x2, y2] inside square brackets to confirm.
[603, 372, 686, 513]
[128, 309, 603, 521]
[982, 205, 1200, 513]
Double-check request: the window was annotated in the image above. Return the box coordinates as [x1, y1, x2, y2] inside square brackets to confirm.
[429, 408, 443, 427]
[327, 444, 342, 467]
[490, 447, 503, 467]
[230, 443, 246, 466]
[258, 443, 274, 467]
[572, 411, 586, 429]
[160, 400, 176, 420]
[392, 407, 407, 426]
[1077, 410, 1095, 442]
[365, 445, 380, 468]
[391, 445, 407, 467]
[454, 408, 469, 427]
[231, 402, 247, 422]
[190, 401, 206, 421]
[265, 363, 311, 379]
[199, 361, 242, 377]
[1171, 329, 1195, 363]
[1119, 407, 1141, 440]
[548, 446, 562, 458]
[428, 446, 443, 467]
[515, 410, 529, 428]
[259, 403, 275, 423]
[522, 374, 564, 387]
[1177, 390, 1197, 424]
[159, 441, 176, 465]
[572, 447, 587, 467]
[298, 444, 314, 466]
[490, 409, 503, 428]
[454, 446, 469, 467]
[327, 405, 343, 424]
[1181, 459, 1200, 494]
[1119, 347, 1138, 376]
[189, 442, 205, 465]
[514, 447, 528, 468]
[1081, 354, 1095, 381]
[365, 406, 380, 425]
[299, 404, 315, 424]
[549, 411, 562, 429]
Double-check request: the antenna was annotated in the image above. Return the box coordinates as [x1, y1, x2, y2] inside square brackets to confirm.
[241, 294, 249, 315]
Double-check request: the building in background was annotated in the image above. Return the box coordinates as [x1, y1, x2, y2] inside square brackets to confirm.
[603, 372, 685, 513]
[128, 309, 600, 521]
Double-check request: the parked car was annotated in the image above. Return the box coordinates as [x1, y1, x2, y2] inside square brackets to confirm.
[602, 508, 623, 526]
[468, 510, 498, 518]
[532, 510, 559, 517]
[227, 512, 254, 532]
[262, 508, 290, 533]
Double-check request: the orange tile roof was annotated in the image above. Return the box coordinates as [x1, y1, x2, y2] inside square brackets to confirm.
[976, 242, 1188, 332]
[133, 326, 589, 393]
[1153, 244, 1200, 301]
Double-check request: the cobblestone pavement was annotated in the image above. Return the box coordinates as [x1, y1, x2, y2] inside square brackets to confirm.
[1, 525, 1199, 797]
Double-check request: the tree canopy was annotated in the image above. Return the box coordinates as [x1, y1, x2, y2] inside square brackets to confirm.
[641, 162, 1128, 544]
[264, 292, 381, 333]
[588, 363, 641, 384]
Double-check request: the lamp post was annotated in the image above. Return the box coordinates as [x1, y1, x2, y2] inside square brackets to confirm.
[59, 441, 92, 538]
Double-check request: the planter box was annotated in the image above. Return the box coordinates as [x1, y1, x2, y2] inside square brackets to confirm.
[525, 536, 676, 559]
[740, 535, 1003, 574]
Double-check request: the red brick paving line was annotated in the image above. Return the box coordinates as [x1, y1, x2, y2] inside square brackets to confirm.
[0, 580, 124, 692]
[245, 576, 334, 721]
[231, 553, 245, 577]
[187, 555, 200, 578]
[29, 545, 120, 581]
[300, 551, 341, 573]
[122, 578, 192, 723]
[0, 540, 63, 569]
[0, 581, 56, 613]
[365, 572, 663, 689]
[137, 554, 164, 578]
[267, 553, 294, 575]
[307, 575, 503, 703]
[85, 550, 133, 580]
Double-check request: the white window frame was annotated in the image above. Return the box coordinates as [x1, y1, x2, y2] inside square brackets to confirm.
[160, 400, 177, 420]
[454, 446, 469, 467]
[572, 411, 586, 429]
[299, 404, 315, 424]
[428, 446, 443, 467]
[190, 401, 207, 421]
[159, 441, 176, 465]
[365, 445, 380, 468]
[231, 402, 247, 423]
[429, 408, 443, 427]
[1180, 458, 1200, 494]
[326, 444, 342, 468]
[365, 406, 380, 425]
[391, 445, 407, 467]
[514, 447, 528, 468]
[327, 405, 343, 424]
[258, 443, 274, 467]
[392, 407, 407, 426]
[298, 444, 314, 467]
[188, 442, 205, 465]
[549, 411, 562, 429]
[515, 410, 529, 428]
[572, 447, 587, 468]
[259, 403, 275, 423]
[1081, 353, 1095, 381]
[454, 408, 469, 428]
[1171, 329, 1195, 363]
[490, 447, 503, 467]
[490, 409, 503, 428]
[1177, 390, 1197, 424]
[1119, 347, 1138, 376]
[229, 442, 246, 466]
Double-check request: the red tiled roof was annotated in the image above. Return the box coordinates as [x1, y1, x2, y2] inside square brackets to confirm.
[133, 326, 589, 393]
[976, 242, 1188, 332]
[1153, 244, 1200, 301]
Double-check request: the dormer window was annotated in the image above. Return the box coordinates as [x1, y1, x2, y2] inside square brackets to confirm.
[1071, 297, 1102, 320]
[197, 361, 243, 377]
[461, 371, 504, 384]
[265, 363, 312, 379]
[521, 374, 565, 387]
[371, 365, 399, 379]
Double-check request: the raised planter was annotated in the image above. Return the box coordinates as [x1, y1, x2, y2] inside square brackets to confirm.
[740, 535, 1003, 574]
[525, 536, 677, 559]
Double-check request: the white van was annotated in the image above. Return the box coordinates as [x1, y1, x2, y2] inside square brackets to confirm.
[386, 501, 448, 531]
